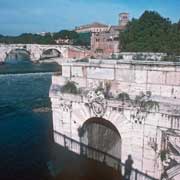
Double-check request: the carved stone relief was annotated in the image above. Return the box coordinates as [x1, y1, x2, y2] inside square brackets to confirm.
[161, 130, 180, 180]
[87, 91, 107, 117]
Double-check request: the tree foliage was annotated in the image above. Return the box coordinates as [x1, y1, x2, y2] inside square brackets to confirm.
[73, 32, 91, 47]
[133, 91, 159, 112]
[0, 33, 55, 44]
[53, 30, 78, 40]
[0, 31, 91, 46]
[121, 11, 180, 54]
[117, 91, 159, 112]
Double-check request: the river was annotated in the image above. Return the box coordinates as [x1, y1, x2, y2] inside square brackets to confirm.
[0, 61, 60, 180]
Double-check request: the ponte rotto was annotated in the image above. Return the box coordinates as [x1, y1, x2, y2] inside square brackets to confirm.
[0, 44, 88, 62]
[49, 59, 180, 180]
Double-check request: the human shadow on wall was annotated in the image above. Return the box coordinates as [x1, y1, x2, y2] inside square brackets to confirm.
[124, 155, 134, 180]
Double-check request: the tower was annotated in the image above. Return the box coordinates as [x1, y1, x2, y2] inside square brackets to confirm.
[119, 12, 129, 26]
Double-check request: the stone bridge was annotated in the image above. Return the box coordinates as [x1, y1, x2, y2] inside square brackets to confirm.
[49, 59, 180, 180]
[0, 44, 73, 62]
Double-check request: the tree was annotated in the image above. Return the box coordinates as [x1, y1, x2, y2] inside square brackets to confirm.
[53, 30, 78, 40]
[120, 11, 180, 55]
[177, 20, 180, 31]
[0, 33, 56, 44]
[0, 29, 91, 46]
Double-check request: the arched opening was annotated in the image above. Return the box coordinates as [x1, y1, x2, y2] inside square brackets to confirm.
[79, 117, 121, 159]
[5, 48, 31, 64]
[40, 49, 62, 60]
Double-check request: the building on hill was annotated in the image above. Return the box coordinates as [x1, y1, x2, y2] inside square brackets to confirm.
[75, 22, 109, 33]
[91, 26, 122, 57]
[55, 38, 73, 45]
[91, 13, 129, 58]
[74, 12, 129, 58]
[36, 32, 53, 36]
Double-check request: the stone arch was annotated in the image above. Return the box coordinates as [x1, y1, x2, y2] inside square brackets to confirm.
[40, 48, 62, 59]
[81, 117, 121, 137]
[79, 117, 122, 159]
[6, 48, 31, 56]
[71, 101, 131, 141]
[5, 48, 31, 62]
[71, 101, 133, 162]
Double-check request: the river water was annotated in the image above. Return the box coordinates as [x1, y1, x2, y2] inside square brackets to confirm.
[0, 62, 60, 180]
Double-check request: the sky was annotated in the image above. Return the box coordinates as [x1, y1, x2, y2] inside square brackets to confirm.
[0, 0, 180, 36]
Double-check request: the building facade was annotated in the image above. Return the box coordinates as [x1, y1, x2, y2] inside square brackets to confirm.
[74, 13, 129, 58]
[91, 26, 124, 57]
[91, 13, 129, 58]
[75, 22, 109, 33]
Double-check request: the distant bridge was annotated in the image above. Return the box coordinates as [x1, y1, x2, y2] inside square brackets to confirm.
[0, 44, 79, 62]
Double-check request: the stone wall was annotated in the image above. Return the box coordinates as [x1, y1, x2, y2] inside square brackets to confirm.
[116, 52, 166, 61]
[60, 60, 180, 99]
[50, 59, 180, 179]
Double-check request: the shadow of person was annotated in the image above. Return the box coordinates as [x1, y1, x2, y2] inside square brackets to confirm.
[124, 155, 133, 180]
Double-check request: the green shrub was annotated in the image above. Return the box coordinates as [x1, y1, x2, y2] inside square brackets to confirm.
[118, 92, 130, 101]
[161, 55, 180, 62]
[111, 53, 117, 59]
[160, 150, 167, 161]
[134, 91, 159, 111]
[61, 81, 78, 94]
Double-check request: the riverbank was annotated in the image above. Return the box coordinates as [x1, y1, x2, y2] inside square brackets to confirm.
[0, 62, 61, 75]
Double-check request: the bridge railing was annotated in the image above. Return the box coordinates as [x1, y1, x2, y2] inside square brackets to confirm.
[54, 131, 158, 180]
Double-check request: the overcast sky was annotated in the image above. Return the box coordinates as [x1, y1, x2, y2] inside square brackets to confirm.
[0, 0, 180, 36]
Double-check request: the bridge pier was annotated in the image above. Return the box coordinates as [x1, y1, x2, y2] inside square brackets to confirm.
[0, 52, 6, 63]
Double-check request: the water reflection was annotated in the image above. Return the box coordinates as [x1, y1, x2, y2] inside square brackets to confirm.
[5, 49, 31, 64]
[0, 60, 60, 180]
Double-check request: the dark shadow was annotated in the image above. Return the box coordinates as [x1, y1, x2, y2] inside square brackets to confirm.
[51, 143, 123, 180]
[124, 155, 133, 180]
[79, 117, 122, 160]
[81, 117, 121, 137]
[41, 49, 62, 60]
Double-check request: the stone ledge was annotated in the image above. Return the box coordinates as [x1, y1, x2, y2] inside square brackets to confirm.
[62, 59, 180, 67]
[50, 91, 180, 116]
